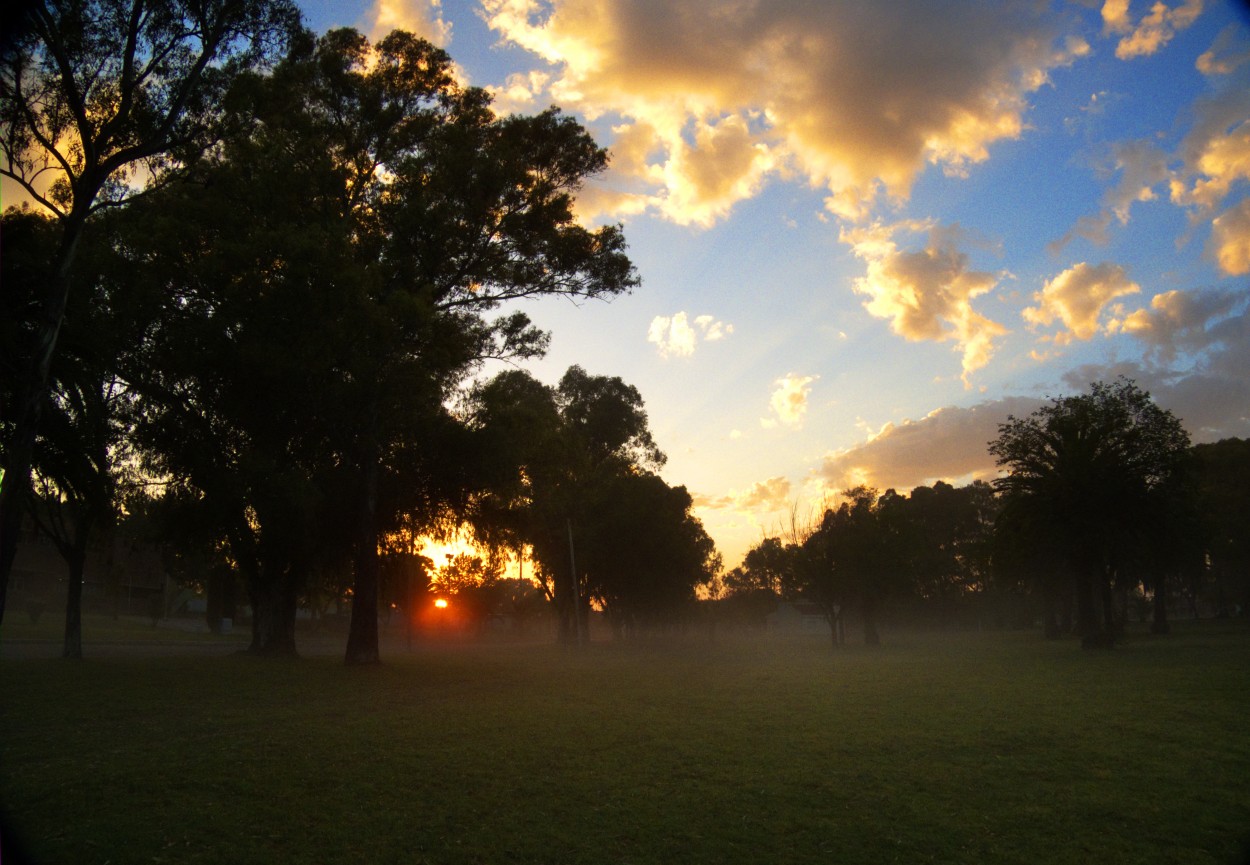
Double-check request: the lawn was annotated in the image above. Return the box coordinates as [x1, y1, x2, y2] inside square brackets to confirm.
[2, 621, 1249, 864]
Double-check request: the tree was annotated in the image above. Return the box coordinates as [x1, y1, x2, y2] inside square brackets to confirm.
[801, 486, 909, 647]
[116, 29, 636, 660]
[988, 378, 1191, 648]
[0, 0, 299, 628]
[468, 366, 692, 643]
[1192, 438, 1250, 617]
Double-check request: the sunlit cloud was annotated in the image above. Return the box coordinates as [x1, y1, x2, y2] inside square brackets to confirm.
[1210, 198, 1250, 275]
[1103, 0, 1204, 60]
[364, 0, 451, 44]
[1110, 285, 1247, 361]
[762, 373, 816, 429]
[1023, 262, 1141, 344]
[695, 476, 792, 512]
[647, 311, 734, 358]
[1168, 87, 1250, 217]
[482, 0, 1087, 226]
[485, 69, 551, 115]
[842, 220, 1008, 385]
[1197, 24, 1250, 76]
[816, 397, 1043, 495]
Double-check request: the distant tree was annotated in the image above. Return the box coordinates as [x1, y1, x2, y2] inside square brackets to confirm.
[1192, 438, 1250, 617]
[802, 486, 909, 646]
[988, 378, 1191, 648]
[467, 367, 704, 643]
[0, 0, 299, 628]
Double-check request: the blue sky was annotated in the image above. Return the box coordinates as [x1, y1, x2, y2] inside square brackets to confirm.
[294, 0, 1250, 567]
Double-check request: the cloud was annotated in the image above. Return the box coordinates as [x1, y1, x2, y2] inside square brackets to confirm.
[1106, 0, 1204, 60]
[1111, 285, 1247, 361]
[1049, 140, 1171, 251]
[1023, 262, 1141, 344]
[1210, 198, 1250, 274]
[365, 0, 451, 44]
[842, 221, 1008, 385]
[1197, 24, 1250, 76]
[483, 0, 1087, 225]
[1061, 357, 1250, 441]
[817, 397, 1044, 495]
[485, 70, 552, 115]
[647, 311, 734, 357]
[1168, 86, 1250, 217]
[695, 476, 793, 512]
[762, 374, 816, 428]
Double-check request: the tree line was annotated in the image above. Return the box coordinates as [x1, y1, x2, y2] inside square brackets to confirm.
[1, 1, 718, 660]
[726, 380, 1249, 650]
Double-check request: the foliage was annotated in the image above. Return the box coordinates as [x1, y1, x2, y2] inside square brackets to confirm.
[0, 0, 300, 628]
[107, 27, 637, 660]
[469, 367, 716, 639]
[988, 377, 1192, 648]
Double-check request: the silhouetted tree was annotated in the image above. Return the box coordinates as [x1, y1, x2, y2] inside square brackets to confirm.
[1192, 438, 1250, 617]
[988, 378, 1191, 648]
[117, 28, 636, 660]
[0, 0, 299, 628]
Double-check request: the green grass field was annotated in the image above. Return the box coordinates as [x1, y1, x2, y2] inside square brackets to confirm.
[3, 620, 1249, 864]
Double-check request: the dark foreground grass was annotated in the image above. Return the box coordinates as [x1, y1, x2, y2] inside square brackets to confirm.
[2, 623, 1249, 865]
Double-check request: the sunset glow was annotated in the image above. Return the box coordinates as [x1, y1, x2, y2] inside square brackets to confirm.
[269, 3, 1250, 566]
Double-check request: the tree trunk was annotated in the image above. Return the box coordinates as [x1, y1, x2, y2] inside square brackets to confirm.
[0, 210, 89, 630]
[247, 565, 298, 656]
[63, 550, 86, 660]
[1151, 573, 1170, 635]
[1076, 563, 1111, 649]
[345, 459, 381, 665]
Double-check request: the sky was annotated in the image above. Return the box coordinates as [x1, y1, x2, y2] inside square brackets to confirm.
[7, 1, 1244, 571]
[292, 0, 1250, 569]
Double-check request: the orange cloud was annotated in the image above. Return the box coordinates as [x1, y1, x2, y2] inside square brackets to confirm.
[762, 374, 817, 429]
[1106, 0, 1204, 60]
[1210, 199, 1250, 275]
[482, 0, 1085, 225]
[817, 397, 1043, 495]
[1024, 262, 1141, 344]
[843, 221, 1008, 385]
[365, 0, 451, 44]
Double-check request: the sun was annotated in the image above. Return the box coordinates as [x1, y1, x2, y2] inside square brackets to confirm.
[433, 598, 449, 609]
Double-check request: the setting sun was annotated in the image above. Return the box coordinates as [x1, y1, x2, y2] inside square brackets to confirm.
[433, 598, 448, 609]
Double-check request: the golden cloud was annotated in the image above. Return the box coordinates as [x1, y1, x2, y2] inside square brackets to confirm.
[1023, 262, 1141, 343]
[482, 0, 1083, 225]
[817, 397, 1043, 495]
[762, 373, 817, 429]
[366, 0, 451, 44]
[1108, 0, 1204, 60]
[842, 221, 1008, 385]
[1211, 198, 1250, 275]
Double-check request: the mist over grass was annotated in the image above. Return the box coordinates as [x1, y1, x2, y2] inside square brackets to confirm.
[3, 623, 1249, 864]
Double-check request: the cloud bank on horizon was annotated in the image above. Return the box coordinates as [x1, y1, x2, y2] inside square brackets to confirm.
[349, 0, 1247, 560]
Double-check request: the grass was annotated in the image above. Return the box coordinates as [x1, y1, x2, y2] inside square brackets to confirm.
[2, 621, 1249, 864]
